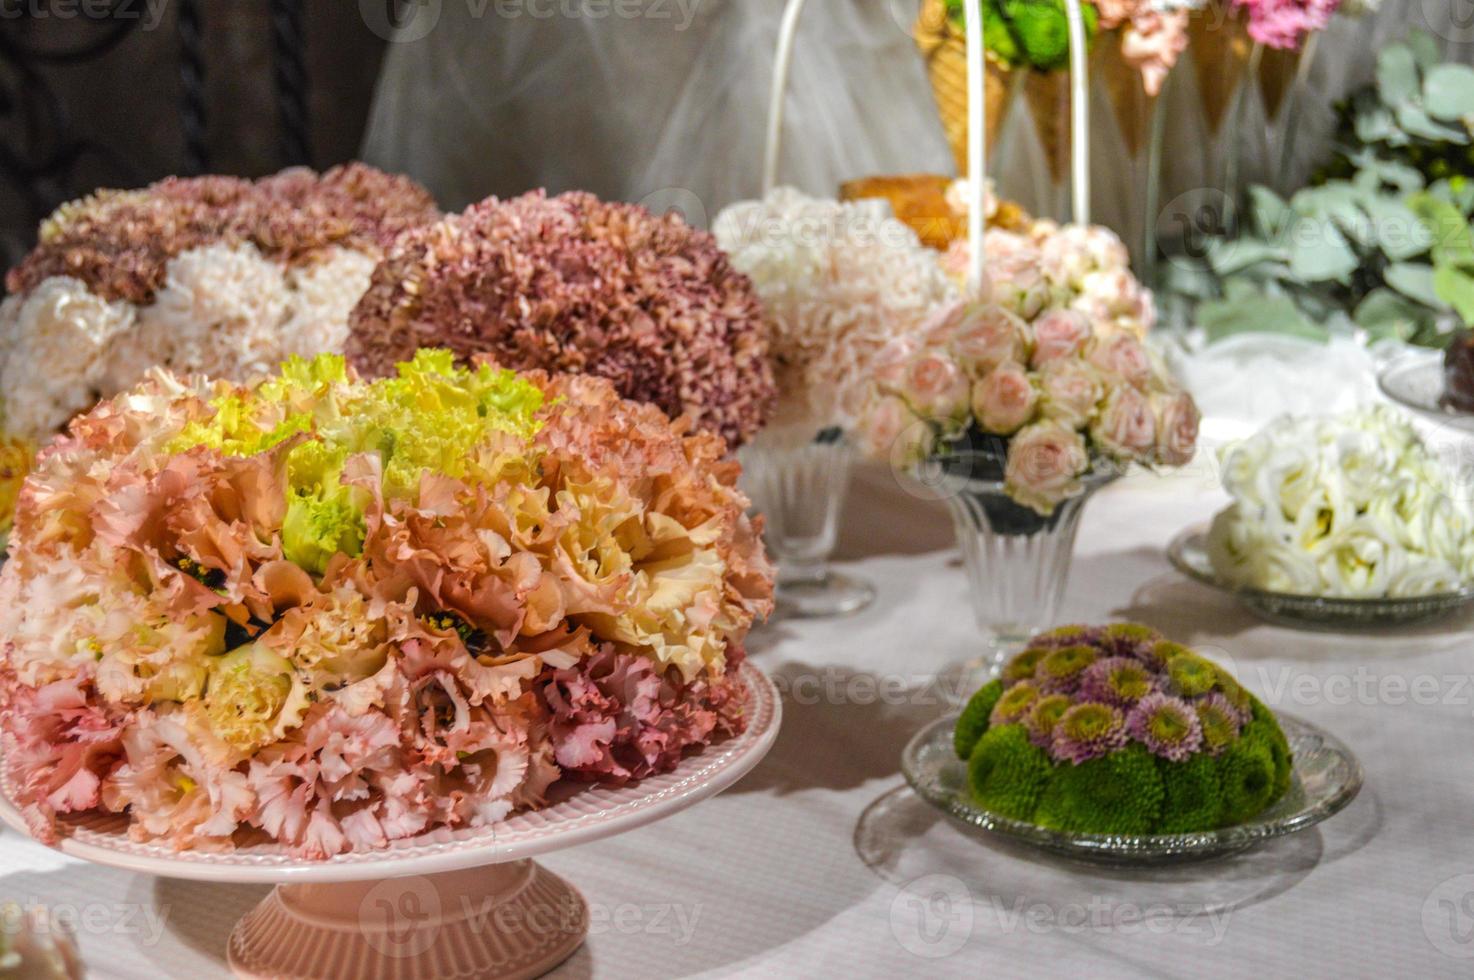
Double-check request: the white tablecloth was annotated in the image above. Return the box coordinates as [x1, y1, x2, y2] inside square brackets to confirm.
[3, 463, 1470, 978]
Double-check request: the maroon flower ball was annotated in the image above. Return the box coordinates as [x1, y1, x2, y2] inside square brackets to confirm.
[345, 190, 775, 447]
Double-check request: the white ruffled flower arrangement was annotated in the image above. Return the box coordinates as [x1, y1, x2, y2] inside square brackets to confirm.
[1208, 406, 1474, 598]
[712, 187, 959, 442]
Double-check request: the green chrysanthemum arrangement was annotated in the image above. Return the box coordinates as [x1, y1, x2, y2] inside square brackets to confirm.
[954, 623, 1292, 834]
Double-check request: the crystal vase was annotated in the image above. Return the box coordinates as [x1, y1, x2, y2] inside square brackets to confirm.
[739, 431, 875, 618]
[925, 454, 1117, 698]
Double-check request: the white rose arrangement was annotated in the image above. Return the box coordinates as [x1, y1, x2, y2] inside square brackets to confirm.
[1207, 406, 1474, 599]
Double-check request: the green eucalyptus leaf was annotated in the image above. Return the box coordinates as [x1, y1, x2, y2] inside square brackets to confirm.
[1287, 220, 1359, 283]
[1423, 64, 1474, 124]
[1354, 287, 1434, 342]
[1362, 196, 1434, 259]
[1198, 294, 1328, 343]
[1207, 237, 1285, 275]
[1407, 32, 1442, 69]
[1352, 103, 1400, 146]
[1396, 102, 1469, 143]
[1410, 191, 1474, 267]
[1249, 186, 1294, 237]
[1434, 264, 1474, 325]
[1376, 43, 1420, 105]
[1386, 261, 1447, 307]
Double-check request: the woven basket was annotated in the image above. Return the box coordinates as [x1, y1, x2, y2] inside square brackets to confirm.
[915, 0, 1012, 175]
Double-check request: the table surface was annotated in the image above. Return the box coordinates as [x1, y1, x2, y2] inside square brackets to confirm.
[3, 462, 1471, 979]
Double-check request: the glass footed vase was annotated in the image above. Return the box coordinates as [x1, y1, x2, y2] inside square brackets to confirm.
[923, 452, 1118, 699]
[739, 429, 875, 618]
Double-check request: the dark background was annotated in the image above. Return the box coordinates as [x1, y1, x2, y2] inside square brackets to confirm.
[0, 0, 389, 267]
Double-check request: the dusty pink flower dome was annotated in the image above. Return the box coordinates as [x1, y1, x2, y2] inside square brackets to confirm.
[346, 190, 774, 448]
[7, 163, 439, 305]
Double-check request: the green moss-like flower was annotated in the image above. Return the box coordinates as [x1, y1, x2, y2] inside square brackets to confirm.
[967, 724, 1053, 821]
[1038, 645, 1097, 690]
[1166, 651, 1218, 698]
[1246, 700, 1293, 800]
[1035, 744, 1164, 835]
[989, 679, 1040, 727]
[955, 678, 1005, 760]
[1156, 753, 1223, 833]
[1002, 647, 1049, 684]
[1023, 693, 1072, 748]
[1216, 728, 1279, 825]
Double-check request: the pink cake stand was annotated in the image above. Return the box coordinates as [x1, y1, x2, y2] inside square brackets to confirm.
[0, 663, 780, 980]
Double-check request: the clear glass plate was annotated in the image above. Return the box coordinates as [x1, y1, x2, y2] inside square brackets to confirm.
[901, 712, 1362, 865]
[1168, 526, 1474, 629]
[1378, 356, 1474, 431]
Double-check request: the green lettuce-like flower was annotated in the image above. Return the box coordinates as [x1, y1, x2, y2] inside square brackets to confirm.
[281, 440, 365, 576]
[967, 724, 1053, 821]
[330, 349, 546, 499]
[203, 643, 312, 753]
[955, 678, 1005, 759]
[1035, 743, 1164, 835]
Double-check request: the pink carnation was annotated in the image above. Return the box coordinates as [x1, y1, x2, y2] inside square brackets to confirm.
[537, 646, 749, 785]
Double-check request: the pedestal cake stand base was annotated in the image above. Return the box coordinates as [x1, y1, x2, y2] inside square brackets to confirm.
[227, 860, 586, 980]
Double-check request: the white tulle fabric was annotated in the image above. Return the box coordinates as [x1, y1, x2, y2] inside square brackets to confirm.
[360, 0, 955, 220]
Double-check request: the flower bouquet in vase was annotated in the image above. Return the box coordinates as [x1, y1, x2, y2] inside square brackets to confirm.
[859, 231, 1198, 680]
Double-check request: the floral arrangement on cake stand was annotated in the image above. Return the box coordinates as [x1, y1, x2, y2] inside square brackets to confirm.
[0, 352, 780, 977]
[852, 0, 1200, 682]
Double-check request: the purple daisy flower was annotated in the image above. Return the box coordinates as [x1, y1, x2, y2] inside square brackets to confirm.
[1078, 656, 1157, 707]
[1050, 702, 1128, 764]
[1030, 624, 1102, 650]
[1193, 692, 1245, 755]
[1034, 645, 1098, 695]
[1023, 694, 1073, 750]
[1098, 622, 1165, 661]
[1126, 692, 1204, 762]
[989, 680, 1041, 727]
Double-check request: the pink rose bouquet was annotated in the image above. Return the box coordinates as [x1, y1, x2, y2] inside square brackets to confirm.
[0, 351, 772, 857]
[858, 221, 1198, 518]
